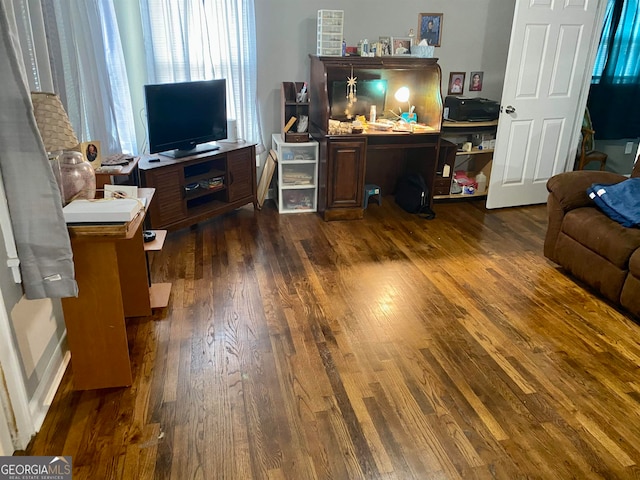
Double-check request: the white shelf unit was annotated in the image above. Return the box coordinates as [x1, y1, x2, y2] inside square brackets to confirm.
[272, 133, 318, 214]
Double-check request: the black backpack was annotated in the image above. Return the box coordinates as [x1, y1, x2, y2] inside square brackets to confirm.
[395, 173, 436, 219]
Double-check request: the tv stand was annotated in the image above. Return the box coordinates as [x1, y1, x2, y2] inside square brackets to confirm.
[165, 143, 220, 158]
[139, 142, 257, 230]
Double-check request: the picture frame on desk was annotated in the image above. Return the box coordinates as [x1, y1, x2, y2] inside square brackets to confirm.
[81, 140, 101, 169]
[390, 37, 412, 55]
[379, 36, 392, 56]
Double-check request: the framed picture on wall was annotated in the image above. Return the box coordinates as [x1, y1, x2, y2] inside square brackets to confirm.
[418, 13, 443, 47]
[448, 72, 465, 95]
[469, 71, 484, 91]
[390, 37, 412, 55]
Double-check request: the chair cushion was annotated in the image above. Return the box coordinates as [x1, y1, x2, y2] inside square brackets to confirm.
[561, 207, 640, 268]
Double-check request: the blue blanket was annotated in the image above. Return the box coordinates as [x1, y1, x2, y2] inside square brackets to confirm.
[587, 178, 640, 228]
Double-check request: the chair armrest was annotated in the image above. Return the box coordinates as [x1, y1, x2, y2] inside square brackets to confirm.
[544, 170, 625, 263]
[546, 170, 626, 212]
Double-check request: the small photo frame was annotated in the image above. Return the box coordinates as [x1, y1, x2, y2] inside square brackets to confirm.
[469, 71, 484, 92]
[391, 37, 412, 55]
[448, 72, 465, 95]
[379, 36, 392, 56]
[81, 140, 101, 169]
[418, 13, 443, 47]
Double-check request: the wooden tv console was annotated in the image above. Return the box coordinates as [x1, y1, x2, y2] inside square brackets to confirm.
[139, 142, 257, 230]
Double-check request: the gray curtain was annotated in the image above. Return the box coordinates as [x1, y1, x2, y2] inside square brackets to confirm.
[0, 0, 77, 299]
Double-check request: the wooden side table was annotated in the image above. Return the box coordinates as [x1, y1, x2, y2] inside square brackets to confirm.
[94, 156, 141, 193]
[61, 188, 170, 390]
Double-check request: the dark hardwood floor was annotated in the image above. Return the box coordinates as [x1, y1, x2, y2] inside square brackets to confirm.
[22, 198, 640, 479]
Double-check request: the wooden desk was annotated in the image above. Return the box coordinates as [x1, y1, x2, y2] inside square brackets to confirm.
[316, 132, 441, 221]
[61, 188, 168, 390]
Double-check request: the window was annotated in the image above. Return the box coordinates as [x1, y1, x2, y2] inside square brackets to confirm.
[592, 0, 640, 84]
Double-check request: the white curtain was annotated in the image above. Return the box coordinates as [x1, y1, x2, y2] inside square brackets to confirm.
[38, 0, 137, 155]
[0, 0, 77, 298]
[139, 0, 264, 153]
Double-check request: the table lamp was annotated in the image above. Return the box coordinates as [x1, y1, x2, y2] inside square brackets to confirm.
[31, 92, 95, 204]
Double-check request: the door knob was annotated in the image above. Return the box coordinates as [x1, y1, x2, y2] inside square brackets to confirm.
[504, 105, 516, 114]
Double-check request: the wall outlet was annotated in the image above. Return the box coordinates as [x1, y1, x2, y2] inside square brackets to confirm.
[625, 141, 634, 154]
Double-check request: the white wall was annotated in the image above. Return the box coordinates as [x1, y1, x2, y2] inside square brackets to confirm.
[255, 0, 516, 154]
[0, 199, 69, 452]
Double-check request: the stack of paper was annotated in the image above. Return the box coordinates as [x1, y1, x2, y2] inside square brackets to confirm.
[62, 198, 142, 223]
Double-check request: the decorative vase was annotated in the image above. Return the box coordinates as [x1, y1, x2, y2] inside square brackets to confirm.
[59, 151, 96, 204]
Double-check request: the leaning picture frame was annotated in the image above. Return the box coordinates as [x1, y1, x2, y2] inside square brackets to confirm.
[81, 140, 102, 170]
[379, 36, 392, 56]
[418, 13, 443, 47]
[390, 37, 412, 56]
[469, 71, 484, 92]
[448, 72, 465, 95]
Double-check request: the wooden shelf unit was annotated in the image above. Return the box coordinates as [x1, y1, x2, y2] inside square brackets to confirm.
[434, 119, 498, 200]
[282, 82, 310, 143]
[139, 142, 257, 230]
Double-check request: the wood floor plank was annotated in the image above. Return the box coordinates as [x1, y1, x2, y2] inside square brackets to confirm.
[21, 199, 640, 479]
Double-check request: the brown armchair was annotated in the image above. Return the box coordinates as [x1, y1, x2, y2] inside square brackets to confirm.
[545, 159, 640, 317]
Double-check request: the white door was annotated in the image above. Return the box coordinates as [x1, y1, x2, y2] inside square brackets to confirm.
[487, 0, 607, 209]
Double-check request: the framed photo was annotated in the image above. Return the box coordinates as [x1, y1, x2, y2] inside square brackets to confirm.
[418, 13, 443, 47]
[390, 37, 412, 55]
[469, 71, 484, 92]
[379, 36, 392, 56]
[81, 140, 101, 169]
[448, 72, 465, 95]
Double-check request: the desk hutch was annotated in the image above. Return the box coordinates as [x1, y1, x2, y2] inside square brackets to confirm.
[308, 55, 443, 221]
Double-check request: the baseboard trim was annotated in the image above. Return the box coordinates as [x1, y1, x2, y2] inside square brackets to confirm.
[28, 333, 69, 435]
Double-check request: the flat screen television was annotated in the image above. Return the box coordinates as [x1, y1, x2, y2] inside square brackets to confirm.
[144, 79, 227, 158]
[330, 79, 387, 121]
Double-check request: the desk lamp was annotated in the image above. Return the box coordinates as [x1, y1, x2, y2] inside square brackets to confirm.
[394, 87, 417, 123]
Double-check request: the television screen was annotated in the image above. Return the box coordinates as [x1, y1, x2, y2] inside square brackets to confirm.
[145, 79, 227, 157]
[330, 79, 387, 120]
